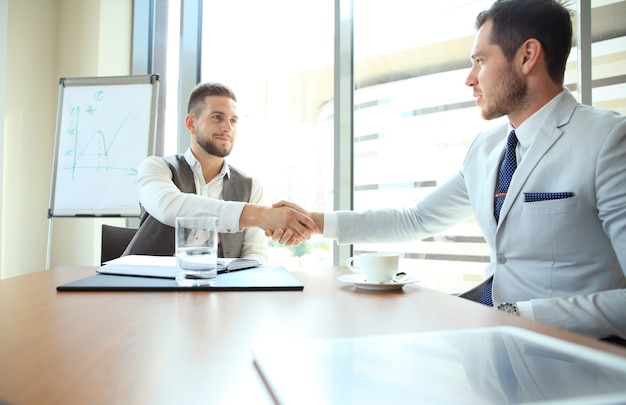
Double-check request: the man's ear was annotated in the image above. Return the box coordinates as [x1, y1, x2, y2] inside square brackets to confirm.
[519, 38, 542, 75]
[184, 114, 196, 133]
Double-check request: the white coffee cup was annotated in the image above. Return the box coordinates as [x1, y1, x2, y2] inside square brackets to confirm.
[346, 253, 399, 283]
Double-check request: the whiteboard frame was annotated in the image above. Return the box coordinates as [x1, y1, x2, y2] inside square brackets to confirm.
[48, 74, 159, 217]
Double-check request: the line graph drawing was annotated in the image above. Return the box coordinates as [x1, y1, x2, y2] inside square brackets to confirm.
[63, 89, 139, 180]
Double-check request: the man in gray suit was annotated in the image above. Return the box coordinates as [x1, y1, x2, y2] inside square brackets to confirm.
[270, 0, 626, 342]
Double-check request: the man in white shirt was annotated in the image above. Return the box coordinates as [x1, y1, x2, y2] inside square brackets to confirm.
[269, 0, 626, 342]
[124, 82, 317, 262]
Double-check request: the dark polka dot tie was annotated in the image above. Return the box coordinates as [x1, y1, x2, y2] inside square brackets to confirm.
[478, 277, 493, 306]
[481, 130, 519, 307]
[494, 130, 519, 222]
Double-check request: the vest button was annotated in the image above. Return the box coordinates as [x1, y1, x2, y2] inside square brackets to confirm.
[497, 255, 507, 264]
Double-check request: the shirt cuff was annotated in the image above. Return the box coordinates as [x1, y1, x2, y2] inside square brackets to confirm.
[516, 301, 535, 320]
[323, 212, 339, 240]
[219, 201, 246, 233]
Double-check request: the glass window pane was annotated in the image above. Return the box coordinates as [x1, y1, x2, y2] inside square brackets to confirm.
[199, 0, 335, 267]
[351, 0, 625, 293]
[160, 0, 624, 290]
[352, 0, 502, 293]
[590, 0, 626, 113]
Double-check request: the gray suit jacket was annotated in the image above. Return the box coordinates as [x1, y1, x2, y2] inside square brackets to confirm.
[334, 90, 626, 339]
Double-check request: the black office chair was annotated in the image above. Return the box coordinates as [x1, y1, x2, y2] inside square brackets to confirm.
[100, 224, 138, 265]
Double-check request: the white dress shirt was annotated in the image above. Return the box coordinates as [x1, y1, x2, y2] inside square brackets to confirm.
[137, 148, 268, 263]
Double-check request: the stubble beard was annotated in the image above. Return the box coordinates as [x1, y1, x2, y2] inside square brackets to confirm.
[481, 65, 528, 121]
[197, 133, 232, 158]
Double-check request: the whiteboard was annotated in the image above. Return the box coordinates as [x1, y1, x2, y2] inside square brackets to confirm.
[48, 75, 159, 217]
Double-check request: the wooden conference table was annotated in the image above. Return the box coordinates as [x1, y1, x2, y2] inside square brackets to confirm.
[1, 265, 625, 405]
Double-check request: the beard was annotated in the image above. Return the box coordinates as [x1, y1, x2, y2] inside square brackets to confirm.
[481, 65, 528, 121]
[196, 133, 232, 158]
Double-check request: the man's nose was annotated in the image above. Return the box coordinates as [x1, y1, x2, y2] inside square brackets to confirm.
[221, 120, 234, 131]
[465, 66, 478, 87]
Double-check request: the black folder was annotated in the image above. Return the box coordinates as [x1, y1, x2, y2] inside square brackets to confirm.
[57, 265, 304, 292]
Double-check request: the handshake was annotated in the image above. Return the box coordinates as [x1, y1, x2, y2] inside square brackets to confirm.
[241, 200, 322, 246]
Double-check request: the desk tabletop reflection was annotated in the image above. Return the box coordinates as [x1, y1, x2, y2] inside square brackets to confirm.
[1, 265, 625, 405]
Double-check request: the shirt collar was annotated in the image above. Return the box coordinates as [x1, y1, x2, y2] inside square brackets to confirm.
[183, 148, 231, 185]
[510, 89, 566, 150]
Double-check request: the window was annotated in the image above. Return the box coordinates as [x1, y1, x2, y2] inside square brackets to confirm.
[588, 0, 626, 115]
[148, 0, 625, 291]
[348, 0, 626, 293]
[198, 0, 335, 267]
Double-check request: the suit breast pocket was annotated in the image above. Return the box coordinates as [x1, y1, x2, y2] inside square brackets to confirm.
[517, 195, 583, 260]
[521, 194, 578, 214]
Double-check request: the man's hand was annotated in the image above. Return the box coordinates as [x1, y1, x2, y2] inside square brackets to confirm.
[264, 201, 324, 245]
[240, 203, 318, 246]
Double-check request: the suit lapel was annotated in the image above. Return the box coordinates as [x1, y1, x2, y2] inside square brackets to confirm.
[497, 91, 578, 225]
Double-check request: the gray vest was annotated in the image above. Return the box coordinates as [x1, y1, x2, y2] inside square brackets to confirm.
[123, 155, 252, 258]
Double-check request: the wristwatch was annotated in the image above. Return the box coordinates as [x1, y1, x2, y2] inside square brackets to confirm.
[496, 302, 519, 316]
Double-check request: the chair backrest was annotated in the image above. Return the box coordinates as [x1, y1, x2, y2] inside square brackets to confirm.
[100, 224, 138, 265]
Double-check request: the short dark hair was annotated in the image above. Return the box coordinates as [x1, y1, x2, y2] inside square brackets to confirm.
[476, 0, 573, 84]
[187, 82, 237, 115]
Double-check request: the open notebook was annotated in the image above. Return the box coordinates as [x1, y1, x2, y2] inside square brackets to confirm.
[97, 255, 260, 278]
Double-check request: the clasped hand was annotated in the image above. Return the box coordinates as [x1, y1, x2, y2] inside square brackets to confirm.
[266, 201, 316, 246]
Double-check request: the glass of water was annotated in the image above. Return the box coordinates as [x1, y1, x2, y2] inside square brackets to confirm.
[175, 216, 218, 286]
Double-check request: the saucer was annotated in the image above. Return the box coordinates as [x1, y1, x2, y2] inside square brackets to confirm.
[338, 274, 419, 291]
